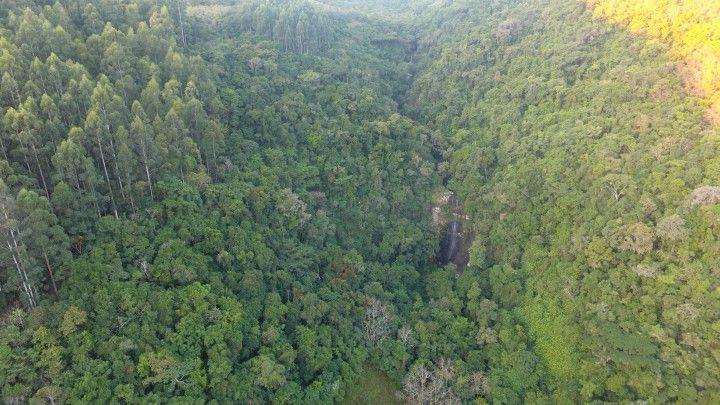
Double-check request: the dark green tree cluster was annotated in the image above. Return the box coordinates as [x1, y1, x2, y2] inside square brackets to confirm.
[0, 0, 448, 403]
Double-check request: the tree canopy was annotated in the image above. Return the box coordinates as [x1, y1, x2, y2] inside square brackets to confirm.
[0, 0, 718, 403]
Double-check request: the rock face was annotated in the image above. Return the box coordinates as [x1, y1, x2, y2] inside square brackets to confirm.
[432, 190, 454, 227]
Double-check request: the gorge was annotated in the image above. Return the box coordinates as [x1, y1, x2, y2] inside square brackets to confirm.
[0, 0, 719, 403]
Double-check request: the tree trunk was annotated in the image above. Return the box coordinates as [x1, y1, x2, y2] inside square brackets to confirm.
[210, 138, 218, 178]
[98, 104, 119, 218]
[96, 132, 118, 218]
[0, 136, 8, 161]
[108, 136, 127, 203]
[43, 252, 58, 295]
[176, 0, 188, 47]
[2, 205, 37, 308]
[30, 142, 50, 197]
[141, 143, 154, 200]
[19, 141, 33, 173]
[6, 240, 36, 308]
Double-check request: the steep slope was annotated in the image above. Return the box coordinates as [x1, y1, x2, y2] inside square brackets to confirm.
[407, 0, 720, 402]
[0, 0, 719, 404]
[1, 1, 446, 403]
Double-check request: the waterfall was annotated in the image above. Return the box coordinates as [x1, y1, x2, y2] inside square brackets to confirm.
[440, 193, 462, 265]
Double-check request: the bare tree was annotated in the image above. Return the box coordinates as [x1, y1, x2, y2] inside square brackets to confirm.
[403, 363, 461, 405]
[174, 0, 187, 47]
[137, 257, 150, 278]
[0, 184, 37, 308]
[633, 263, 658, 279]
[398, 325, 417, 347]
[34, 385, 62, 405]
[363, 297, 391, 344]
[434, 358, 456, 384]
[468, 372, 490, 396]
[403, 365, 436, 404]
[602, 174, 633, 202]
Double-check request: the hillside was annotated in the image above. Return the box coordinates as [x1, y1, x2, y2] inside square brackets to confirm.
[0, 0, 718, 403]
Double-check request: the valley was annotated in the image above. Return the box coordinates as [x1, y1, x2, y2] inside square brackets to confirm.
[0, 0, 718, 403]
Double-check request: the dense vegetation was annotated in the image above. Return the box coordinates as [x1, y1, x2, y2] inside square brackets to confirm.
[586, 0, 720, 124]
[0, 0, 718, 403]
[407, 0, 720, 402]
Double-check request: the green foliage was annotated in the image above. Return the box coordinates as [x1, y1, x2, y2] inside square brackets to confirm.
[1, 0, 719, 403]
[341, 365, 402, 405]
[406, 0, 720, 401]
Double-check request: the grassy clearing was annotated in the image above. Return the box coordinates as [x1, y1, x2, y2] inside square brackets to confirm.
[342, 366, 403, 405]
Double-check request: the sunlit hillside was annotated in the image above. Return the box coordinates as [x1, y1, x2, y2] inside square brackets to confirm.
[586, 0, 720, 123]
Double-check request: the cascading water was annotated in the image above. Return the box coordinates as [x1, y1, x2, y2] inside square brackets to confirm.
[440, 193, 463, 265]
[444, 220, 461, 263]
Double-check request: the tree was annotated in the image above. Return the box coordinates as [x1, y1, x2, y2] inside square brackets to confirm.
[1, 72, 21, 108]
[655, 214, 689, 242]
[50, 182, 92, 250]
[151, 239, 207, 285]
[0, 180, 39, 308]
[113, 127, 138, 212]
[130, 102, 158, 200]
[149, 6, 177, 44]
[82, 3, 104, 35]
[60, 305, 87, 335]
[52, 130, 101, 219]
[162, 106, 197, 181]
[689, 186, 720, 207]
[618, 223, 655, 255]
[15, 189, 70, 295]
[137, 350, 194, 393]
[140, 78, 163, 119]
[250, 355, 286, 390]
[39, 94, 64, 148]
[4, 98, 51, 197]
[363, 297, 391, 345]
[84, 77, 128, 218]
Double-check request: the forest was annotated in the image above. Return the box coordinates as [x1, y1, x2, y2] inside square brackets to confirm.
[0, 0, 718, 404]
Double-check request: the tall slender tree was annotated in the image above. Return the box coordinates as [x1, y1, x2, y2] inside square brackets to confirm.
[15, 189, 70, 295]
[0, 180, 39, 308]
